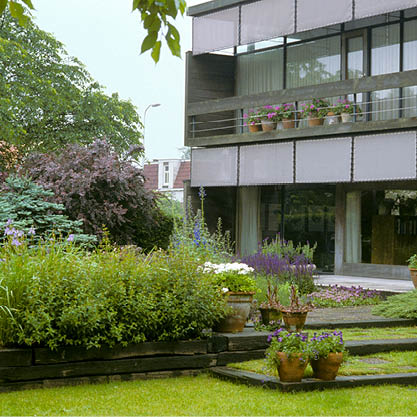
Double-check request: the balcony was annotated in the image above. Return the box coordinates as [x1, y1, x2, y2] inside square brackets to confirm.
[185, 69, 417, 148]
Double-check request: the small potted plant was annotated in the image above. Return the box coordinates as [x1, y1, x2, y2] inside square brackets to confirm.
[243, 109, 261, 133]
[309, 330, 346, 380]
[265, 328, 309, 382]
[258, 105, 281, 132]
[280, 103, 296, 129]
[200, 261, 257, 332]
[326, 104, 340, 125]
[335, 99, 362, 123]
[300, 98, 330, 127]
[259, 280, 282, 326]
[407, 254, 417, 289]
[279, 285, 314, 332]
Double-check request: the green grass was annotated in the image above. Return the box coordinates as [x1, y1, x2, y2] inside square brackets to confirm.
[0, 374, 417, 416]
[314, 326, 417, 340]
[229, 350, 417, 377]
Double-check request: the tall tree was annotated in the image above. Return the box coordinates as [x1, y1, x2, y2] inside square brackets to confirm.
[0, 13, 143, 154]
[0, 0, 186, 63]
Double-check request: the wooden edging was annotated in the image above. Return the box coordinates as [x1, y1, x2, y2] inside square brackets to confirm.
[210, 367, 417, 392]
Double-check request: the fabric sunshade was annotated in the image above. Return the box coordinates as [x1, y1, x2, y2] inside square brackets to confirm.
[353, 132, 417, 181]
[296, 137, 352, 183]
[355, 0, 417, 20]
[240, 0, 294, 45]
[191, 147, 238, 187]
[296, 0, 352, 33]
[239, 142, 294, 185]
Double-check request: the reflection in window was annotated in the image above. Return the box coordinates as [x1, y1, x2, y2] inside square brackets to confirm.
[403, 20, 417, 118]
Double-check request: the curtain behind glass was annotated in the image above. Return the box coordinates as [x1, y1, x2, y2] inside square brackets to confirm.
[238, 187, 260, 256]
[236, 48, 284, 96]
[286, 36, 341, 88]
[345, 191, 362, 263]
[371, 24, 400, 121]
[403, 20, 417, 118]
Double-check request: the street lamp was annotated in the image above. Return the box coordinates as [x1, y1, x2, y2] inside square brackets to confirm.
[142, 103, 161, 165]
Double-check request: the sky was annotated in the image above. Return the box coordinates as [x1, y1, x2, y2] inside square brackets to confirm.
[34, 0, 204, 161]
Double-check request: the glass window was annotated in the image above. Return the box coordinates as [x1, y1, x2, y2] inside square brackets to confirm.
[286, 36, 341, 88]
[403, 20, 417, 118]
[236, 48, 284, 95]
[371, 24, 400, 121]
[163, 163, 169, 185]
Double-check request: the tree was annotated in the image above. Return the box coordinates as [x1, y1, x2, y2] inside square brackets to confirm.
[0, 0, 186, 63]
[0, 13, 143, 155]
[22, 139, 173, 249]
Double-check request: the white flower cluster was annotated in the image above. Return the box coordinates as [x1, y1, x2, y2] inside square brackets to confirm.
[199, 261, 254, 275]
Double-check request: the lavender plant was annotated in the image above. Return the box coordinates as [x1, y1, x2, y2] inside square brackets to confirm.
[309, 331, 346, 360]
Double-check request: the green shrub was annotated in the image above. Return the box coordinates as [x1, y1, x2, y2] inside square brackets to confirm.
[372, 291, 417, 319]
[0, 237, 226, 349]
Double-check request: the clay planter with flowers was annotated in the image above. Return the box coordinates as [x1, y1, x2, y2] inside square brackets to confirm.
[258, 105, 281, 131]
[335, 99, 362, 123]
[265, 328, 309, 382]
[279, 285, 314, 332]
[407, 254, 417, 289]
[280, 103, 296, 129]
[259, 280, 282, 326]
[243, 109, 261, 132]
[301, 98, 330, 127]
[200, 261, 257, 333]
[309, 331, 346, 380]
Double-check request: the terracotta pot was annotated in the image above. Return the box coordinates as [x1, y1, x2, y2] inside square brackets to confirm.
[261, 120, 277, 131]
[282, 118, 295, 129]
[307, 116, 324, 127]
[213, 292, 255, 333]
[409, 268, 417, 289]
[248, 123, 261, 133]
[311, 352, 343, 380]
[281, 311, 308, 332]
[276, 352, 308, 382]
[341, 112, 353, 123]
[259, 307, 282, 326]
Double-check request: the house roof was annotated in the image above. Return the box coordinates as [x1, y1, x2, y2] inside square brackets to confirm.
[143, 163, 158, 191]
[174, 161, 191, 189]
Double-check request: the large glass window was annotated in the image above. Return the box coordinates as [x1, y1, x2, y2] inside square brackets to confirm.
[260, 186, 335, 271]
[286, 36, 341, 88]
[371, 24, 400, 121]
[236, 48, 284, 95]
[403, 20, 417, 118]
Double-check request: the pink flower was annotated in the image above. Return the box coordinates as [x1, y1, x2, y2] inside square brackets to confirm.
[243, 113, 248, 118]
[345, 105, 349, 109]
[243, 122, 247, 126]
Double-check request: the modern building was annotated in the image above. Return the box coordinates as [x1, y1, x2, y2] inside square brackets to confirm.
[185, 0, 417, 280]
[143, 159, 190, 202]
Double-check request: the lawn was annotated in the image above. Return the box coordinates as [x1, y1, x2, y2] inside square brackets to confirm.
[312, 326, 417, 340]
[229, 350, 417, 377]
[0, 374, 417, 416]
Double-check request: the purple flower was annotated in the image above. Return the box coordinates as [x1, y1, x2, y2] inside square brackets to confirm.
[11, 238, 22, 247]
[28, 227, 36, 236]
[67, 234, 75, 242]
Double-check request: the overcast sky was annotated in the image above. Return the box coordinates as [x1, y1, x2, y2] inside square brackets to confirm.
[34, 0, 203, 161]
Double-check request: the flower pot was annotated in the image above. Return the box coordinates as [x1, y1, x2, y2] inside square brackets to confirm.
[341, 113, 353, 123]
[276, 352, 308, 382]
[409, 268, 417, 289]
[213, 292, 255, 333]
[282, 118, 295, 129]
[281, 311, 308, 332]
[311, 352, 343, 380]
[307, 116, 324, 127]
[259, 307, 282, 326]
[326, 112, 340, 125]
[248, 123, 261, 133]
[261, 120, 277, 132]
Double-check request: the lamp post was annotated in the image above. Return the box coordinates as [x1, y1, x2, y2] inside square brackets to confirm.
[142, 103, 161, 166]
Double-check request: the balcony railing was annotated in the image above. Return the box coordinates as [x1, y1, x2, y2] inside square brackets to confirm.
[185, 69, 417, 147]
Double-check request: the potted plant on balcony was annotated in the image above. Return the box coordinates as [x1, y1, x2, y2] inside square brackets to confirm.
[309, 330, 346, 380]
[300, 98, 330, 127]
[265, 328, 309, 382]
[280, 103, 296, 129]
[243, 109, 261, 133]
[259, 280, 282, 326]
[279, 285, 314, 332]
[407, 254, 417, 289]
[336, 99, 362, 123]
[258, 105, 281, 132]
[200, 261, 257, 332]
